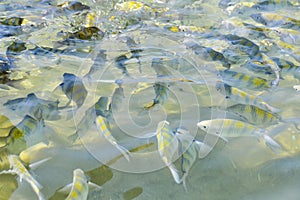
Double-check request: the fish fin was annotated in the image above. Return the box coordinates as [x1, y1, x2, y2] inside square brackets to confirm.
[181, 173, 188, 192]
[29, 157, 52, 170]
[263, 134, 282, 153]
[193, 141, 212, 158]
[88, 181, 103, 190]
[58, 183, 73, 194]
[115, 144, 131, 161]
[261, 103, 281, 113]
[143, 100, 156, 109]
[67, 132, 79, 143]
[212, 132, 229, 143]
[58, 100, 71, 110]
[168, 164, 181, 184]
[0, 169, 14, 175]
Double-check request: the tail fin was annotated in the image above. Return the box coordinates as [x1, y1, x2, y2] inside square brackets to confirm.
[115, 143, 131, 162]
[193, 140, 213, 158]
[263, 134, 282, 153]
[168, 164, 181, 184]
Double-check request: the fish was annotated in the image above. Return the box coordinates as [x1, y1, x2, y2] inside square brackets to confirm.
[217, 70, 270, 90]
[156, 121, 181, 184]
[250, 13, 300, 30]
[84, 50, 107, 79]
[115, 54, 131, 76]
[271, 27, 300, 45]
[58, 1, 90, 11]
[61, 27, 104, 41]
[0, 114, 24, 149]
[215, 81, 280, 113]
[222, 34, 262, 60]
[251, 0, 294, 11]
[4, 93, 60, 121]
[109, 83, 125, 114]
[243, 54, 281, 86]
[0, 55, 12, 72]
[197, 119, 282, 151]
[151, 57, 171, 77]
[69, 96, 109, 142]
[0, 155, 45, 200]
[95, 115, 131, 161]
[184, 40, 231, 69]
[120, 36, 143, 73]
[59, 73, 87, 108]
[6, 41, 27, 63]
[0, 17, 30, 26]
[144, 82, 169, 109]
[271, 57, 300, 79]
[226, 104, 281, 127]
[175, 128, 209, 191]
[241, 60, 274, 75]
[63, 168, 102, 200]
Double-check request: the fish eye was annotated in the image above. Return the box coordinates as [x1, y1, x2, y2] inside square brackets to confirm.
[203, 125, 207, 129]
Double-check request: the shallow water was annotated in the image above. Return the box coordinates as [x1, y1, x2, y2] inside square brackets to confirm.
[1, 0, 300, 199]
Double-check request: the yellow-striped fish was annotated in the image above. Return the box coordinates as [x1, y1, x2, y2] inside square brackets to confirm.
[144, 82, 169, 109]
[96, 116, 131, 161]
[271, 27, 300, 45]
[65, 168, 102, 200]
[156, 121, 181, 184]
[251, 0, 294, 10]
[7, 115, 40, 144]
[251, 13, 300, 30]
[69, 96, 109, 142]
[217, 70, 270, 90]
[65, 27, 104, 40]
[184, 40, 230, 69]
[226, 104, 281, 127]
[271, 57, 300, 79]
[175, 128, 209, 191]
[223, 34, 262, 60]
[0, 17, 30, 26]
[59, 73, 87, 108]
[216, 81, 280, 113]
[0, 155, 45, 200]
[197, 119, 281, 151]
[120, 36, 142, 73]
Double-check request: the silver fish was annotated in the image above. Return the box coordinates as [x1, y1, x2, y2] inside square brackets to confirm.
[156, 121, 181, 184]
[0, 155, 45, 200]
[65, 168, 102, 200]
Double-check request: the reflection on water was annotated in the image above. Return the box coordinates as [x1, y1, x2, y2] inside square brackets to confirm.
[1, 0, 300, 199]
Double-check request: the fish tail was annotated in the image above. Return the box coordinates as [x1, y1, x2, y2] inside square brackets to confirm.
[115, 144, 131, 161]
[181, 173, 188, 192]
[28, 178, 45, 200]
[263, 134, 282, 153]
[193, 141, 212, 158]
[168, 164, 181, 184]
[261, 102, 281, 113]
